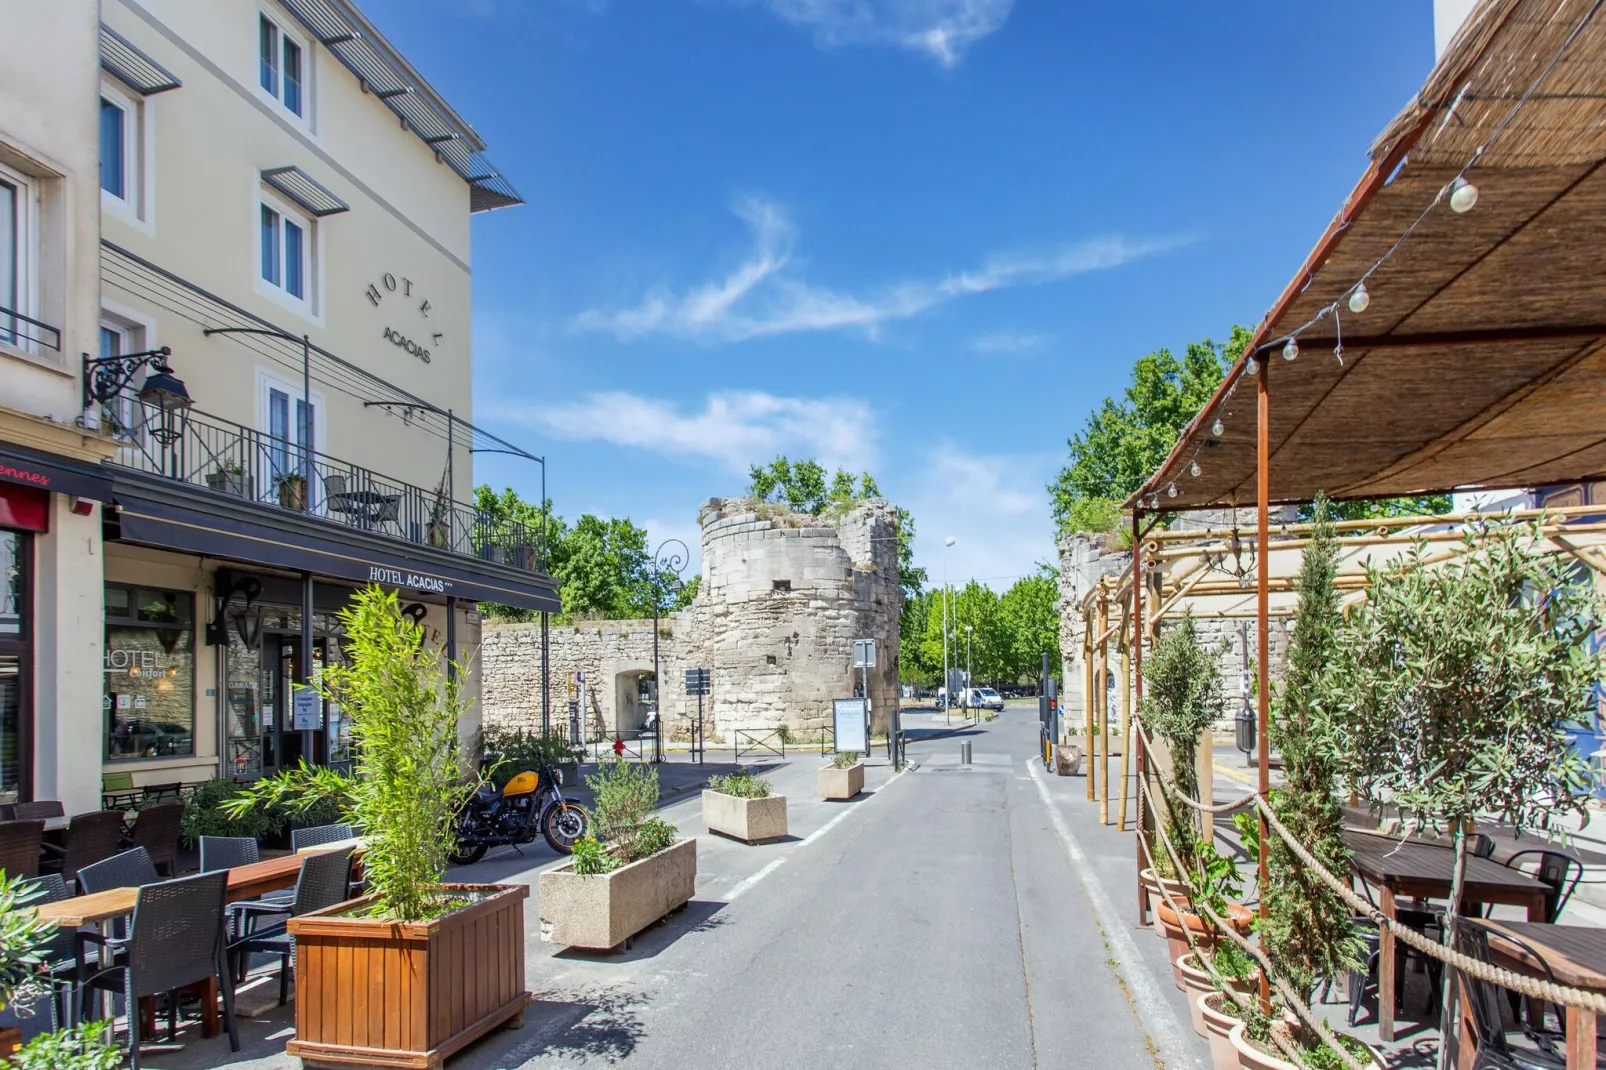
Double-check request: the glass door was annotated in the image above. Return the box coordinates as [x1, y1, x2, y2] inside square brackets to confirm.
[271, 634, 328, 767]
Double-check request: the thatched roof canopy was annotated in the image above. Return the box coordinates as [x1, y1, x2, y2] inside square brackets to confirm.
[1132, 0, 1606, 510]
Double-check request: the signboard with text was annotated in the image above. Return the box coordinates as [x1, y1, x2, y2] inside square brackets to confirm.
[292, 689, 323, 731]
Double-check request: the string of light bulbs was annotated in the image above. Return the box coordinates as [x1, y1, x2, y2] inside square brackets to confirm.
[1140, 0, 1604, 513]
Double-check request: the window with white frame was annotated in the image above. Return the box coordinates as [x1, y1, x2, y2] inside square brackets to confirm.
[258, 192, 313, 306]
[258, 11, 307, 120]
[99, 81, 147, 223]
[97, 316, 152, 446]
[0, 162, 37, 351]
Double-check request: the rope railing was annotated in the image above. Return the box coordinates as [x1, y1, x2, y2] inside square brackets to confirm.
[1130, 713, 1606, 1049]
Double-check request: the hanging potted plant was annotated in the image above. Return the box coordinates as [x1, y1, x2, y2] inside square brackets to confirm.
[206, 459, 250, 498]
[539, 758, 695, 950]
[274, 471, 307, 511]
[702, 769, 786, 844]
[226, 586, 529, 1068]
[1329, 514, 1606, 1069]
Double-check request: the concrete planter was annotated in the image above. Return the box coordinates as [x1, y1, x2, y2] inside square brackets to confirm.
[539, 838, 697, 950]
[1176, 953, 1258, 1035]
[818, 762, 864, 800]
[702, 791, 788, 844]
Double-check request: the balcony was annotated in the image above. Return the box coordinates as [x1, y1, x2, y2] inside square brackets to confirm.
[100, 397, 547, 574]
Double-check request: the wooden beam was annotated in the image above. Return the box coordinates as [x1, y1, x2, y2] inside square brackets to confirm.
[1256, 325, 1606, 355]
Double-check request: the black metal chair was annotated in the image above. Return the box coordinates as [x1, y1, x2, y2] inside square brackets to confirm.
[22, 873, 80, 1029]
[76, 871, 240, 1069]
[121, 802, 184, 876]
[0, 819, 46, 880]
[77, 847, 159, 896]
[198, 836, 258, 872]
[1346, 857, 1443, 1024]
[227, 848, 353, 1007]
[42, 811, 127, 885]
[1470, 832, 1498, 860]
[1504, 850, 1583, 923]
[289, 823, 354, 852]
[1451, 919, 1585, 1070]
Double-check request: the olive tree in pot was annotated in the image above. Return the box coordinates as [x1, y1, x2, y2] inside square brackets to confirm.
[227, 585, 529, 1069]
[1329, 516, 1605, 1070]
[1261, 497, 1365, 1031]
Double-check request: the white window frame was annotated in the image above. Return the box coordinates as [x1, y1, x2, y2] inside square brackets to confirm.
[95, 301, 160, 448]
[99, 78, 155, 234]
[255, 368, 326, 508]
[0, 159, 40, 357]
[255, 7, 313, 131]
[253, 185, 321, 321]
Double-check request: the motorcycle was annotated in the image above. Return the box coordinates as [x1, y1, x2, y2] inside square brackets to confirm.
[448, 751, 590, 864]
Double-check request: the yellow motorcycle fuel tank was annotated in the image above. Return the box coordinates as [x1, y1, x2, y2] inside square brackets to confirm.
[502, 770, 540, 796]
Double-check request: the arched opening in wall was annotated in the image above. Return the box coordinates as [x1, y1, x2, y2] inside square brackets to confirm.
[612, 669, 655, 739]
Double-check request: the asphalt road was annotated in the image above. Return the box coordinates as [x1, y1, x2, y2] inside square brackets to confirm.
[151, 704, 1200, 1070]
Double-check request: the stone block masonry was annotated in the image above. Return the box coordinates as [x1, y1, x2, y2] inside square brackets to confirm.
[481, 498, 903, 744]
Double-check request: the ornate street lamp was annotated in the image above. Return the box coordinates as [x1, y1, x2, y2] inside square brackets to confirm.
[83, 346, 193, 452]
[649, 538, 689, 764]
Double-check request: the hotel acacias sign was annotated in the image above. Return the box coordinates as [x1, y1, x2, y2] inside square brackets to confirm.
[363, 270, 442, 365]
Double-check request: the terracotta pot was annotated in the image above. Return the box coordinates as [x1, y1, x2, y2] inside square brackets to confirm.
[1156, 900, 1253, 984]
[1140, 867, 1190, 933]
[1176, 953, 1260, 1033]
[1199, 991, 1246, 1070]
[1228, 1021, 1384, 1070]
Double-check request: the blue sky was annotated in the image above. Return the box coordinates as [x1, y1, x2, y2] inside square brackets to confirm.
[363, 0, 1433, 588]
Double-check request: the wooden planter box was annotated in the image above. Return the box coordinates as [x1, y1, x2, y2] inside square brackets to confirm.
[818, 762, 864, 800]
[702, 791, 787, 843]
[285, 883, 530, 1070]
[539, 838, 696, 951]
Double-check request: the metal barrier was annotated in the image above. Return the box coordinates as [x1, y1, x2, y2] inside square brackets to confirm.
[734, 729, 785, 762]
[814, 727, 835, 754]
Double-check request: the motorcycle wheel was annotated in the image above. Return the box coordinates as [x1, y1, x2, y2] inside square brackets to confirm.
[448, 843, 487, 866]
[542, 802, 590, 854]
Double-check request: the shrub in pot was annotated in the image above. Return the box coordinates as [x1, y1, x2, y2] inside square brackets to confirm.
[819, 750, 864, 800]
[703, 769, 786, 844]
[1198, 990, 1248, 1070]
[478, 725, 585, 788]
[1139, 610, 1224, 879]
[227, 585, 529, 1069]
[1177, 941, 1258, 1036]
[1229, 1011, 1381, 1070]
[539, 759, 696, 950]
[1156, 840, 1251, 984]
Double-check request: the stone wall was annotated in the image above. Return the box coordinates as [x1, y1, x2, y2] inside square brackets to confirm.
[480, 498, 903, 744]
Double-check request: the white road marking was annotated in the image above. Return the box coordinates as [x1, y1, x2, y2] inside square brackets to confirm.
[1028, 761, 1203, 1070]
[724, 857, 788, 902]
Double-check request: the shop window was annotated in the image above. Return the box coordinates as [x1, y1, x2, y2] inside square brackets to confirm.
[0, 531, 29, 800]
[104, 583, 195, 761]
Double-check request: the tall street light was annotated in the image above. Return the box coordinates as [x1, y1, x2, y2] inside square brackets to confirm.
[965, 623, 974, 718]
[649, 539, 689, 764]
[942, 536, 955, 725]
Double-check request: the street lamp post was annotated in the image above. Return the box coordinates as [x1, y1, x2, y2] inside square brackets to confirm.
[965, 624, 974, 721]
[649, 539, 689, 764]
[942, 536, 955, 726]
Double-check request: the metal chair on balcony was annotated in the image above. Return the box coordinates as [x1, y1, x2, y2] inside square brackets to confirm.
[372, 494, 402, 534]
[323, 474, 357, 521]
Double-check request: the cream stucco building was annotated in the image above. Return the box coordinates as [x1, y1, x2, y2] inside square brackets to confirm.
[1, 0, 557, 814]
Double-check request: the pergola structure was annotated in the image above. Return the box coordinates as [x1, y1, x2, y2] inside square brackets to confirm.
[1109, 0, 1606, 1045]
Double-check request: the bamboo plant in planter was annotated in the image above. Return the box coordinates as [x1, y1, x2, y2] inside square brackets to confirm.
[226, 586, 529, 1070]
[540, 759, 695, 951]
[703, 769, 786, 844]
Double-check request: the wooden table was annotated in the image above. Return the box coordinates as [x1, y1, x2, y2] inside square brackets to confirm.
[42, 815, 68, 833]
[32, 855, 313, 1039]
[1344, 830, 1551, 1041]
[1480, 920, 1606, 1070]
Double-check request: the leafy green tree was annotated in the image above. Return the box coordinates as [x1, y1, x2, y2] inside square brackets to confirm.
[747, 455, 882, 516]
[1049, 329, 1249, 534]
[1264, 495, 1364, 991]
[1139, 611, 1224, 872]
[1299, 495, 1452, 522]
[999, 567, 1062, 684]
[899, 589, 940, 684]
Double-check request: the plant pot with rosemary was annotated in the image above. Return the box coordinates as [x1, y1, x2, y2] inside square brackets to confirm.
[226, 586, 529, 1069]
[702, 769, 786, 844]
[1229, 1018, 1383, 1070]
[1177, 941, 1258, 1036]
[206, 462, 249, 498]
[1198, 991, 1248, 1070]
[274, 473, 307, 511]
[819, 750, 864, 800]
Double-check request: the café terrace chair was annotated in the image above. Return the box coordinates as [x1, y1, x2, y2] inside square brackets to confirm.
[227, 848, 353, 1007]
[42, 811, 127, 885]
[121, 802, 184, 877]
[22, 873, 79, 1029]
[1504, 850, 1584, 924]
[13, 800, 64, 821]
[76, 871, 240, 1069]
[198, 836, 258, 873]
[1346, 857, 1444, 1024]
[0, 819, 46, 880]
[1452, 920, 1582, 1070]
[77, 847, 159, 896]
[290, 823, 354, 853]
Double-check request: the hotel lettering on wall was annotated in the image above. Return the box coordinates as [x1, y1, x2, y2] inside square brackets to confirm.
[368, 565, 450, 595]
[364, 271, 442, 364]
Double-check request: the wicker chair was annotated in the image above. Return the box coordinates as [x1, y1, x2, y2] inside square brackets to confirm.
[77, 847, 159, 896]
[13, 801, 64, 821]
[76, 871, 239, 1069]
[198, 836, 259, 872]
[42, 811, 126, 884]
[0, 819, 45, 880]
[122, 802, 184, 876]
[22, 874, 77, 1028]
[289, 823, 355, 852]
[228, 848, 353, 1007]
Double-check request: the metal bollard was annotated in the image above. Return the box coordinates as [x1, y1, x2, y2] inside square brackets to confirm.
[960, 740, 972, 765]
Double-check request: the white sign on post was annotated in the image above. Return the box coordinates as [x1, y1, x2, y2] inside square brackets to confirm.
[852, 639, 876, 669]
[292, 689, 323, 731]
[833, 698, 869, 754]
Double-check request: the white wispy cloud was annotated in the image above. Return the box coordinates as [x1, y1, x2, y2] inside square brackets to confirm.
[574, 197, 1186, 344]
[493, 389, 878, 474]
[761, 0, 1013, 67]
[970, 331, 1045, 356]
[906, 442, 1057, 590]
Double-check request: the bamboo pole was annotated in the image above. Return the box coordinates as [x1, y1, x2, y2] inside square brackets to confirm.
[1132, 509, 1148, 925]
[1082, 608, 1094, 793]
[1143, 501, 1606, 543]
[1255, 353, 1272, 1016]
[1118, 627, 1132, 831]
[1098, 589, 1110, 824]
[1146, 517, 1606, 561]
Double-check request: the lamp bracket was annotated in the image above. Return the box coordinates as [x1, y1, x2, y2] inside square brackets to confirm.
[82, 346, 174, 409]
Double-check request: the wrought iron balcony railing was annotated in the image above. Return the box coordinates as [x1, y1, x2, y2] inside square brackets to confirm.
[100, 397, 547, 573]
[0, 306, 62, 352]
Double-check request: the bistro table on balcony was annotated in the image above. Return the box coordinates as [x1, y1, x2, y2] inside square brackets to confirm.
[323, 476, 401, 533]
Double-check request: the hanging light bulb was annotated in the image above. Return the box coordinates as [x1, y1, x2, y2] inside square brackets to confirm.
[1348, 282, 1370, 314]
[1211, 417, 1224, 437]
[1448, 176, 1479, 214]
[1282, 338, 1299, 361]
[1246, 355, 1259, 376]
[1190, 460, 1201, 478]
[1167, 482, 1178, 499]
